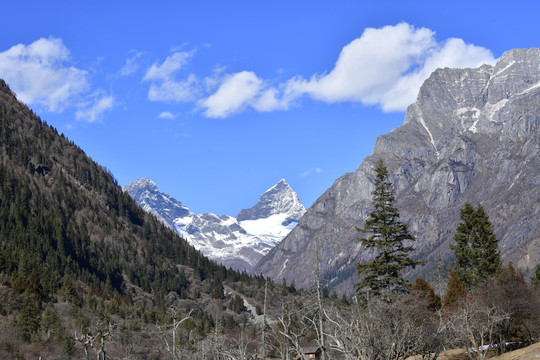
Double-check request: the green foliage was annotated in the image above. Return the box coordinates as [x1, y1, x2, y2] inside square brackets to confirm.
[17, 293, 41, 342]
[0, 79, 245, 304]
[41, 306, 64, 340]
[288, 279, 296, 294]
[450, 202, 501, 288]
[229, 294, 245, 314]
[211, 274, 224, 299]
[322, 286, 329, 298]
[355, 159, 424, 301]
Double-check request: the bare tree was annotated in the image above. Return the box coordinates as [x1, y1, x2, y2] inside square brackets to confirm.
[260, 277, 268, 360]
[323, 304, 373, 360]
[158, 307, 193, 359]
[323, 296, 445, 360]
[221, 326, 259, 360]
[314, 237, 326, 360]
[74, 320, 116, 360]
[276, 300, 312, 360]
[445, 298, 510, 360]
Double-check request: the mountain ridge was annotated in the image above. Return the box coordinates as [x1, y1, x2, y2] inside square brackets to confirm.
[125, 177, 306, 271]
[253, 47, 540, 294]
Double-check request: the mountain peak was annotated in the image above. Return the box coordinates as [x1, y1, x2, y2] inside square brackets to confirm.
[124, 178, 158, 194]
[237, 179, 305, 223]
[125, 177, 306, 271]
[124, 178, 191, 227]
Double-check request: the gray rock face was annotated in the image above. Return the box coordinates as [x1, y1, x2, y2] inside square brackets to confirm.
[124, 178, 305, 271]
[237, 179, 305, 225]
[123, 178, 190, 228]
[252, 48, 540, 294]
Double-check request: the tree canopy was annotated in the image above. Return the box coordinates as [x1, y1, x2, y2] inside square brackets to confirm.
[355, 159, 424, 301]
[450, 202, 501, 288]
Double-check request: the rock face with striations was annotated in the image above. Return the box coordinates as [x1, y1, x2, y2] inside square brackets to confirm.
[252, 48, 540, 294]
[125, 178, 305, 271]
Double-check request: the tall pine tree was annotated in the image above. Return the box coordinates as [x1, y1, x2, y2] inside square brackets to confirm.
[355, 159, 424, 301]
[450, 202, 501, 288]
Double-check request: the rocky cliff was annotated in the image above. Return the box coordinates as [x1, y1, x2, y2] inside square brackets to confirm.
[252, 48, 540, 294]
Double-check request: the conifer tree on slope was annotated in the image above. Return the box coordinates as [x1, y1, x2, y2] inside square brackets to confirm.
[450, 202, 501, 289]
[355, 159, 423, 301]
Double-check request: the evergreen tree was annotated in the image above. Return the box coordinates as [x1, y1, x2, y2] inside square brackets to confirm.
[211, 274, 224, 300]
[355, 159, 424, 301]
[18, 293, 41, 342]
[450, 202, 501, 288]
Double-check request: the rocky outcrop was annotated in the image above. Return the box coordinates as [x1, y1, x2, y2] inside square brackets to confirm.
[252, 48, 540, 294]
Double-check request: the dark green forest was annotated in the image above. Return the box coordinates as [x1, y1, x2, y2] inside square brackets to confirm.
[0, 78, 249, 301]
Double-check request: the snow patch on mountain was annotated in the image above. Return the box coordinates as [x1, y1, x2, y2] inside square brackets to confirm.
[124, 178, 305, 271]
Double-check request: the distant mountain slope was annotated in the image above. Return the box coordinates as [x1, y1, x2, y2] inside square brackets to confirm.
[124, 178, 306, 271]
[0, 78, 234, 301]
[253, 48, 540, 294]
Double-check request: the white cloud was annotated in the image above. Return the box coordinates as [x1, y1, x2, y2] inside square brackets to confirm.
[75, 94, 114, 123]
[376, 37, 496, 111]
[200, 71, 264, 118]
[200, 71, 290, 118]
[285, 23, 496, 112]
[197, 23, 495, 118]
[252, 88, 290, 112]
[0, 37, 89, 111]
[158, 111, 175, 119]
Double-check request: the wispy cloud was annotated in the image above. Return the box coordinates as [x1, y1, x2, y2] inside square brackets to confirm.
[144, 51, 192, 81]
[120, 51, 146, 76]
[158, 111, 176, 119]
[300, 167, 322, 177]
[75, 93, 114, 123]
[147, 74, 198, 102]
[143, 51, 199, 102]
[0, 37, 89, 111]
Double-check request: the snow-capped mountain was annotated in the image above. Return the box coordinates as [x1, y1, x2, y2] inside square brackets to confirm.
[124, 178, 305, 271]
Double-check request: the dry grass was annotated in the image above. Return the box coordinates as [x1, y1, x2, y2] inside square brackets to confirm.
[407, 343, 540, 360]
[490, 342, 540, 360]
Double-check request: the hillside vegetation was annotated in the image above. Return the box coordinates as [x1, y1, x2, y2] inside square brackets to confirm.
[1, 78, 539, 359]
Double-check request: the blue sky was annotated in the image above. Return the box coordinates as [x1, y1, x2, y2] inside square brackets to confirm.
[1, 1, 538, 215]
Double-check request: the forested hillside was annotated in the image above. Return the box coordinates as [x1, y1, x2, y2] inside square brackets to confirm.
[0, 78, 292, 358]
[0, 78, 240, 302]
